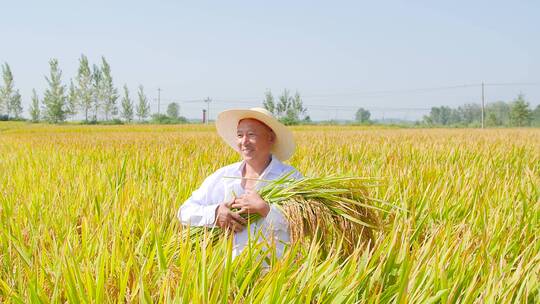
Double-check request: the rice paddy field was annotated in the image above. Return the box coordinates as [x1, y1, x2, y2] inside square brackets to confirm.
[0, 121, 539, 303]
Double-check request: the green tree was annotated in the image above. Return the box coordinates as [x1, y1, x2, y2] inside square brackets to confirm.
[42, 59, 66, 123]
[439, 106, 452, 125]
[120, 84, 134, 123]
[288, 91, 306, 121]
[66, 80, 78, 120]
[485, 101, 510, 127]
[448, 108, 462, 125]
[355, 108, 371, 123]
[276, 89, 291, 119]
[0, 63, 15, 118]
[425, 106, 453, 125]
[10, 90, 22, 118]
[274, 89, 307, 124]
[91, 64, 102, 121]
[458, 103, 482, 126]
[29, 89, 40, 122]
[100, 57, 118, 121]
[509, 94, 532, 127]
[167, 102, 179, 119]
[262, 90, 275, 115]
[76, 54, 93, 122]
[136, 85, 150, 122]
[486, 111, 501, 127]
[532, 104, 540, 127]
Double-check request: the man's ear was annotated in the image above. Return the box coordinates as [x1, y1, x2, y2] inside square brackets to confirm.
[270, 131, 276, 144]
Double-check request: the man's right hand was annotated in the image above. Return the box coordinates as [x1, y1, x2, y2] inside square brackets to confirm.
[215, 200, 246, 232]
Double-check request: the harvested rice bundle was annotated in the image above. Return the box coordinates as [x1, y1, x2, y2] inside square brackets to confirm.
[183, 175, 387, 255]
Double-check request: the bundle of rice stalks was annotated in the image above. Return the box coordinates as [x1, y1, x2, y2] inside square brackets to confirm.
[182, 174, 388, 255]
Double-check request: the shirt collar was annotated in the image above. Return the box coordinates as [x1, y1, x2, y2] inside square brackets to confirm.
[236, 154, 278, 179]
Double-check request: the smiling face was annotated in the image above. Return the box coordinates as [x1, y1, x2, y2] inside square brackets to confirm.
[236, 118, 275, 162]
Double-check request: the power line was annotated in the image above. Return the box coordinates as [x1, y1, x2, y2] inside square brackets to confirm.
[141, 81, 539, 121]
[152, 82, 540, 105]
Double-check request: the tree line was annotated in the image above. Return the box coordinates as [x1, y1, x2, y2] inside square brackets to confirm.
[0, 56, 186, 124]
[2, 57, 539, 127]
[422, 94, 540, 127]
[351, 95, 540, 127]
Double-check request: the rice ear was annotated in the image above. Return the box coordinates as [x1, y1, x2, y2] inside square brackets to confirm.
[269, 176, 387, 256]
[188, 175, 391, 256]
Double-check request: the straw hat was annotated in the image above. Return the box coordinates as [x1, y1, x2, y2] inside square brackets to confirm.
[216, 107, 295, 161]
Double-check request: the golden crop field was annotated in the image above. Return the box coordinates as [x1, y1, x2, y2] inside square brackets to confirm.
[0, 122, 539, 303]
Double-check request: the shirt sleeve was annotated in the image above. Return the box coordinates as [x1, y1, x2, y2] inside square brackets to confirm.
[177, 171, 223, 227]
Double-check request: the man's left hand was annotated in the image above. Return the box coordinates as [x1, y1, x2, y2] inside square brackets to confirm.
[231, 190, 270, 217]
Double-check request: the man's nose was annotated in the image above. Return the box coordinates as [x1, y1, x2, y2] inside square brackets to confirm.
[240, 134, 249, 145]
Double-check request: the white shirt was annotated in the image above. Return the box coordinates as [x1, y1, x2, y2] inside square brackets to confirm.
[178, 154, 302, 258]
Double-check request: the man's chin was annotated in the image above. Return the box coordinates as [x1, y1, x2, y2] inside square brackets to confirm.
[241, 151, 256, 160]
[241, 154, 254, 160]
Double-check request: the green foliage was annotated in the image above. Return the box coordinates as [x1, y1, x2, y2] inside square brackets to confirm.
[10, 90, 22, 118]
[262, 90, 275, 114]
[100, 57, 118, 121]
[422, 96, 535, 128]
[29, 89, 40, 122]
[100, 118, 124, 125]
[136, 85, 150, 122]
[424, 106, 468, 126]
[288, 91, 306, 121]
[166, 102, 180, 119]
[509, 94, 532, 127]
[76, 54, 94, 122]
[272, 89, 307, 124]
[278, 116, 299, 125]
[355, 108, 371, 123]
[458, 103, 481, 125]
[66, 80, 78, 119]
[0, 63, 15, 118]
[91, 64, 102, 121]
[120, 84, 134, 123]
[485, 101, 510, 126]
[42, 59, 67, 123]
[532, 105, 540, 127]
[150, 113, 187, 124]
[276, 89, 290, 118]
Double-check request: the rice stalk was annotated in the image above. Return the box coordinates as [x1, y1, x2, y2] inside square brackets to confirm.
[183, 174, 389, 255]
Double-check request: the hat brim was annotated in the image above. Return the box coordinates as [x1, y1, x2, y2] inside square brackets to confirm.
[216, 109, 295, 161]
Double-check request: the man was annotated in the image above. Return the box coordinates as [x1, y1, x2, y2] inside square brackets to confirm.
[178, 107, 302, 258]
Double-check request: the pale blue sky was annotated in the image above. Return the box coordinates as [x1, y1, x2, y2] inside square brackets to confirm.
[1, 0, 539, 120]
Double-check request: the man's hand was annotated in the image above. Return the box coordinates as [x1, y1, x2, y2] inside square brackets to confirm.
[215, 200, 247, 232]
[231, 190, 270, 217]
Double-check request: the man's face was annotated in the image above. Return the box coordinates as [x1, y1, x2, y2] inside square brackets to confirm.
[236, 118, 275, 161]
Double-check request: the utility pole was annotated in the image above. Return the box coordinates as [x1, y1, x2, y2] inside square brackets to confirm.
[157, 88, 162, 115]
[481, 82, 485, 129]
[204, 97, 211, 125]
